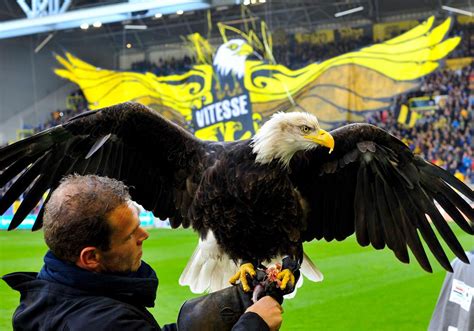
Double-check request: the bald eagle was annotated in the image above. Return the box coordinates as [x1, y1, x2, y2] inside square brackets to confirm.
[1, 103, 472, 295]
[213, 39, 254, 79]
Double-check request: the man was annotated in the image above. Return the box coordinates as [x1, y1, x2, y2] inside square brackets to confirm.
[428, 250, 474, 331]
[3, 174, 282, 330]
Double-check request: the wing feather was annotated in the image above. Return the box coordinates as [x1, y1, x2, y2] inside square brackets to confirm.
[32, 198, 47, 231]
[354, 164, 370, 247]
[0, 102, 207, 230]
[364, 166, 385, 250]
[0, 151, 51, 215]
[9, 172, 53, 231]
[420, 188, 468, 263]
[380, 178, 410, 263]
[373, 173, 396, 250]
[290, 123, 473, 272]
[428, 186, 474, 235]
[399, 207, 432, 272]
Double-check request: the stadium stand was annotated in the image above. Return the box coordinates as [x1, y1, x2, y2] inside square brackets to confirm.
[367, 63, 473, 183]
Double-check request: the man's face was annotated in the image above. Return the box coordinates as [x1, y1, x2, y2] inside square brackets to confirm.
[98, 202, 149, 273]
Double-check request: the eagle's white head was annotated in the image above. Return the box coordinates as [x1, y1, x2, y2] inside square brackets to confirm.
[213, 39, 254, 79]
[251, 112, 335, 168]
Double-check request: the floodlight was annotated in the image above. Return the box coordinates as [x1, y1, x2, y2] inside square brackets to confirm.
[441, 6, 473, 17]
[334, 6, 364, 18]
[124, 24, 148, 30]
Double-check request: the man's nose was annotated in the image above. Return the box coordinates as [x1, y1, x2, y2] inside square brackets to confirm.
[137, 227, 149, 243]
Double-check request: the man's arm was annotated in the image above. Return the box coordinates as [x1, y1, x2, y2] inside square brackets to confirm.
[177, 287, 284, 330]
[232, 296, 283, 331]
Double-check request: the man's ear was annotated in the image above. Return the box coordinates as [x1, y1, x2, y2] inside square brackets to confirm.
[76, 247, 101, 271]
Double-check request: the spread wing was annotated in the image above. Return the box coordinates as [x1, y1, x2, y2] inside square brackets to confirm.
[246, 17, 459, 127]
[55, 53, 213, 126]
[289, 123, 474, 272]
[0, 103, 206, 231]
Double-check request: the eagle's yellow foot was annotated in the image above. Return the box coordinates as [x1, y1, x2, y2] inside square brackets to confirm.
[229, 262, 256, 292]
[277, 268, 296, 290]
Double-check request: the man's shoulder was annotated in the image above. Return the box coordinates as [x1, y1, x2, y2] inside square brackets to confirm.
[3, 272, 160, 330]
[2, 272, 38, 288]
[3, 271, 94, 299]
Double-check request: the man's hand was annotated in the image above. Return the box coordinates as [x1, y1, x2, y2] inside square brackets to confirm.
[245, 296, 283, 330]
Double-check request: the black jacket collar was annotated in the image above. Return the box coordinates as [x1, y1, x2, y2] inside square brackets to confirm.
[26, 251, 159, 307]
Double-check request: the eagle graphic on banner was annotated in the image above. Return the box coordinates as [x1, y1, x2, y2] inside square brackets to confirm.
[55, 16, 459, 141]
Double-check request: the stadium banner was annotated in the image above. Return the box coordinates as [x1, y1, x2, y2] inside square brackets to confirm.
[397, 96, 440, 127]
[54, 16, 460, 141]
[294, 29, 335, 44]
[336, 27, 365, 40]
[373, 20, 419, 41]
[408, 96, 437, 112]
[0, 212, 168, 230]
[397, 104, 421, 128]
[457, 15, 474, 25]
[272, 28, 289, 46]
[446, 57, 473, 70]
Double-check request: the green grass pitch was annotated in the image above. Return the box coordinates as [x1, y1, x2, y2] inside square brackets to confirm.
[0, 227, 472, 330]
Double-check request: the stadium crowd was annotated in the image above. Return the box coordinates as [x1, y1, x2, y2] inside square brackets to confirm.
[367, 63, 473, 183]
[130, 55, 194, 76]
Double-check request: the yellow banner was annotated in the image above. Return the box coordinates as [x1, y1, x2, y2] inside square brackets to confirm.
[457, 15, 474, 25]
[272, 28, 289, 46]
[338, 27, 364, 40]
[55, 17, 460, 141]
[295, 29, 335, 44]
[446, 57, 473, 70]
[397, 104, 421, 128]
[373, 20, 419, 41]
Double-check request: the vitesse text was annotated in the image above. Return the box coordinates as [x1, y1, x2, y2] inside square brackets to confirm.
[194, 95, 249, 128]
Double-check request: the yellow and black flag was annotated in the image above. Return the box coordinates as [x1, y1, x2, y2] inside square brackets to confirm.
[55, 16, 459, 141]
[397, 104, 421, 128]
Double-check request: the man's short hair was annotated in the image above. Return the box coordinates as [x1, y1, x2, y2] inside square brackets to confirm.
[43, 174, 131, 263]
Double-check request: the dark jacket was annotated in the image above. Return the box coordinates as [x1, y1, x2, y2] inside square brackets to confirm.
[3, 252, 269, 331]
[3, 251, 171, 330]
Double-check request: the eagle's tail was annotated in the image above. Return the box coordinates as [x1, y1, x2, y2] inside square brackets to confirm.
[179, 231, 237, 293]
[300, 251, 324, 282]
[179, 232, 324, 296]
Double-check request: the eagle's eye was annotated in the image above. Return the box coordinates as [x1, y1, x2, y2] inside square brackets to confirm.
[300, 125, 311, 134]
[228, 43, 239, 50]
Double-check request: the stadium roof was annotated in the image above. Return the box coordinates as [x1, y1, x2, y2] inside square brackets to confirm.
[0, 0, 471, 45]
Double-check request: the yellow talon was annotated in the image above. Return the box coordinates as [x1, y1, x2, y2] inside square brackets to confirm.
[229, 263, 256, 292]
[277, 269, 295, 290]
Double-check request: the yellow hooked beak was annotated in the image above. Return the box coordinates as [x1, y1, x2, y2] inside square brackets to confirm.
[238, 43, 254, 56]
[305, 129, 335, 153]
